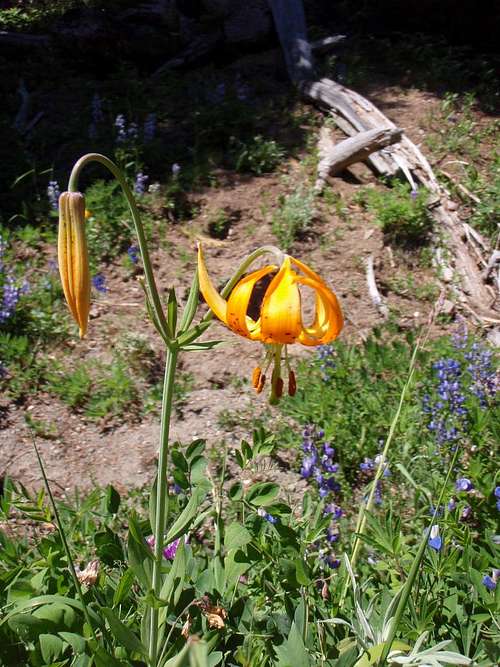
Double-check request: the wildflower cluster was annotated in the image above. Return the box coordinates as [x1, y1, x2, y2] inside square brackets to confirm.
[0, 235, 25, 325]
[317, 344, 337, 381]
[92, 274, 107, 294]
[115, 114, 138, 144]
[423, 324, 497, 452]
[300, 425, 343, 568]
[146, 535, 181, 561]
[358, 453, 390, 505]
[134, 172, 149, 196]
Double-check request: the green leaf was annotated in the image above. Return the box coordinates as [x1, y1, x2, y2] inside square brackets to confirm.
[58, 631, 86, 654]
[73, 654, 92, 667]
[39, 633, 64, 663]
[112, 568, 135, 607]
[181, 340, 222, 351]
[1, 595, 104, 631]
[274, 621, 310, 667]
[179, 270, 200, 332]
[246, 482, 280, 506]
[160, 539, 186, 607]
[186, 439, 206, 461]
[229, 482, 243, 501]
[92, 644, 128, 667]
[106, 485, 121, 514]
[162, 644, 189, 667]
[189, 639, 208, 667]
[172, 449, 189, 472]
[224, 523, 252, 551]
[101, 607, 148, 658]
[295, 559, 311, 586]
[167, 288, 178, 335]
[165, 487, 207, 543]
[354, 641, 410, 666]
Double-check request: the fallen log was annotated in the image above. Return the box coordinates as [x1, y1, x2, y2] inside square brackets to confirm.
[267, 0, 499, 322]
[315, 126, 402, 193]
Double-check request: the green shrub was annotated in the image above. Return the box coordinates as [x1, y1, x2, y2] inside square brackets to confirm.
[357, 181, 433, 245]
[271, 186, 315, 250]
[232, 135, 285, 175]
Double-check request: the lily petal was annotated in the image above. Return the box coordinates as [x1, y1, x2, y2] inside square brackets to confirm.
[197, 244, 228, 324]
[260, 257, 302, 344]
[297, 277, 343, 346]
[226, 265, 276, 340]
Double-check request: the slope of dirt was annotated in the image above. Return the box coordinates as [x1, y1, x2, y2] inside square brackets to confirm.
[1, 78, 489, 494]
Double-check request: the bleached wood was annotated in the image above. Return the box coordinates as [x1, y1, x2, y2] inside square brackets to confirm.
[315, 126, 402, 192]
[365, 256, 389, 319]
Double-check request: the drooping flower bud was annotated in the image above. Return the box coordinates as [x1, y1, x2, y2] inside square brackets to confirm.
[58, 192, 91, 338]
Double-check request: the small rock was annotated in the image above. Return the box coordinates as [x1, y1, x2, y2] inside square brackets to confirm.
[447, 201, 458, 211]
[442, 267, 454, 283]
[441, 299, 455, 316]
[486, 328, 500, 348]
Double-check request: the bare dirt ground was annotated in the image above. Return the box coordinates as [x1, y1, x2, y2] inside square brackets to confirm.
[0, 79, 486, 495]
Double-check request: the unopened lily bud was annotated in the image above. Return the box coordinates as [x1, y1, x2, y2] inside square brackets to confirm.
[58, 192, 91, 338]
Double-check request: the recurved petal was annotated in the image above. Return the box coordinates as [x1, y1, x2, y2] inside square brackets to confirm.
[226, 265, 276, 340]
[197, 244, 228, 324]
[260, 257, 302, 345]
[297, 277, 343, 346]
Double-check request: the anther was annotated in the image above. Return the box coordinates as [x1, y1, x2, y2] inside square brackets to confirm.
[252, 366, 262, 389]
[288, 370, 296, 396]
[275, 377, 284, 398]
[256, 374, 266, 393]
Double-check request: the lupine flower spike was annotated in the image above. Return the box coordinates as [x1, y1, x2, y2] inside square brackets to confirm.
[58, 192, 91, 338]
[198, 244, 343, 403]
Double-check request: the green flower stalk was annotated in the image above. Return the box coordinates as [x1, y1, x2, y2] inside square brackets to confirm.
[57, 153, 299, 665]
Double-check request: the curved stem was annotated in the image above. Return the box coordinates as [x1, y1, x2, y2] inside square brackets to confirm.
[149, 346, 178, 666]
[68, 153, 171, 341]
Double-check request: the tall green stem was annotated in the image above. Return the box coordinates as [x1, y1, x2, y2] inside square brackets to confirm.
[379, 444, 461, 665]
[149, 346, 178, 666]
[67, 153, 171, 341]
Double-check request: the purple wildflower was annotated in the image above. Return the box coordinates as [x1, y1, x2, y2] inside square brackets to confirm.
[47, 180, 60, 210]
[163, 538, 181, 560]
[460, 505, 472, 522]
[447, 497, 457, 511]
[324, 554, 341, 569]
[92, 274, 107, 293]
[455, 478, 474, 493]
[317, 344, 336, 381]
[410, 188, 418, 200]
[257, 508, 278, 524]
[127, 245, 139, 264]
[428, 525, 442, 551]
[482, 569, 499, 591]
[115, 114, 127, 143]
[172, 163, 181, 177]
[134, 172, 149, 196]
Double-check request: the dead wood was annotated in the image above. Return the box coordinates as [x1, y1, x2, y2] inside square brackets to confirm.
[365, 256, 389, 319]
[315, 126, 402, 193]
[267, 0, 498, 321]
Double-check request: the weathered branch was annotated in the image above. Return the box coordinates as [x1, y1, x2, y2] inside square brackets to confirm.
[365, 256, 389, 319]
[315, 126, 402, 193]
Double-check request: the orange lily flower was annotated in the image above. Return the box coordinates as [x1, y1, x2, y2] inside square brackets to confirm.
[198, 245, 343, 403]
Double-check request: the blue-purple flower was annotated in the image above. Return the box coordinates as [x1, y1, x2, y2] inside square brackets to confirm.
[455, 478, 474, 493]
[428, 525, 442, 551]
[134, 172, 149, 196]
[482, 569, 499, 591]
[92, 274, 107, 294]
[127, 245, 139, 264]
[47, 180, 60, 210]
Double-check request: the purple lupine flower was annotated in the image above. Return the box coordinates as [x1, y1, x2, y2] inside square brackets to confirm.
[163, 538, 181, 560]
[482, 569, 499, 591]
[115, 114, 127, 143]
[324, 504, 343, 519]
[134, 172, 149, 196]
[92, 274, 107, 293]
[127, 122, 138, 141]
[447, 497, 457, 511]
[428, 525, 442, 551]
[465, 342, 498, 407]
[47, 180, 60, 210]
[455, 478, 474, 493]
[423, 358, 467, 449]
[317, 344, 336, 381]
[410, 188, 418, 200]
[495, 487, 500, 511]
[429, 504, 444, 517]
[257, 508, 278, 524]
[360, 457, 374, 473]
[127, 245, 139, 264]
[143, 113, 156, 143]
[324, 554, 341, 569]
[460, 505, 472, 522]
[326, 528, 339, 543]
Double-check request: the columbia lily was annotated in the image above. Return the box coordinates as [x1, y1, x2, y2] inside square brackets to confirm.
[58, 191, 91, 338]
[198, 244, 343, 403]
